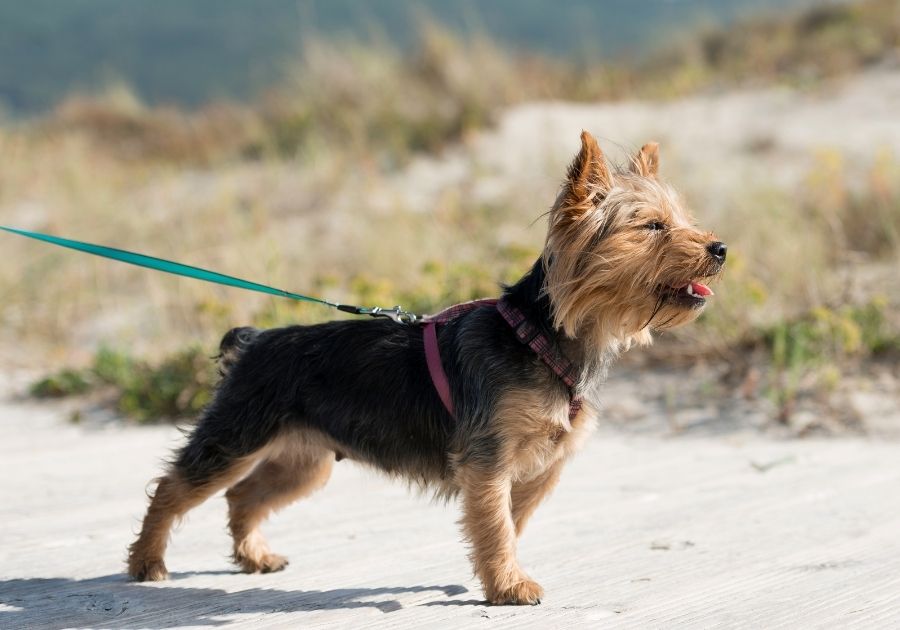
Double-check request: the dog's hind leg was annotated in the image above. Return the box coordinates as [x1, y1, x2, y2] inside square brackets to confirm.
[225, 433, 333, 573]
[127, 453, 259, 581]
[127, 398, 281, 581]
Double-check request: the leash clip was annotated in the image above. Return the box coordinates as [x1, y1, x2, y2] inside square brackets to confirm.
[336, 303, 420, 323]
[369, 305, 420, 324]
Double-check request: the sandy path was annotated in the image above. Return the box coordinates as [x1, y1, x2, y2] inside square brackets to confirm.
[1, 381, 899, 629]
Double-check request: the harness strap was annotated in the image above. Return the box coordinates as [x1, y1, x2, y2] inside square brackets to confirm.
[423, 298, 498, 419]
[423, 321, 454, 416]
[495, 299, 580, 390]
[423, 297, 583, 421]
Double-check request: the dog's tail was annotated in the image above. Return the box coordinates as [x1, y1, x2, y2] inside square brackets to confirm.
[217, 326, 261, 377]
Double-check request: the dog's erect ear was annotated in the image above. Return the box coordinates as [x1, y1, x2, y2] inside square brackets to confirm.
[631, 142, 660, 177]
[562, 131, 613, 209]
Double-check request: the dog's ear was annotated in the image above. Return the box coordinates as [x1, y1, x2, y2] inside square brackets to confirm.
[562, 131, 613, 209]
[631, 142, 660, 177]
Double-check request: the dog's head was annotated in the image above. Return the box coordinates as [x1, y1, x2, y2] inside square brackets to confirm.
[544, 131, 725, 349]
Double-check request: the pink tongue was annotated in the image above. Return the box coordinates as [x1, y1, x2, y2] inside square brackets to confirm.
[691, 282, 713, 297]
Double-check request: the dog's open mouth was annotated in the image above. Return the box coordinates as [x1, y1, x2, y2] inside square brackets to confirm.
[659, 281, 714, 307]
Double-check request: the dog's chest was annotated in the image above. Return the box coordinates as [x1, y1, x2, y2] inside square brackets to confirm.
[509, 407, 596, 482]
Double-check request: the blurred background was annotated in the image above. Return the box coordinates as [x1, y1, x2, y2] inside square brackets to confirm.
[1, 0, 898, 435]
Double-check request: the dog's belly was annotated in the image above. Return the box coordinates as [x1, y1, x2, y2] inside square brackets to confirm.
[230, 320, 453, 481]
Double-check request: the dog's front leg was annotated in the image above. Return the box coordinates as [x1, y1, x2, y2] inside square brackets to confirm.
[511, 459, 564, 537]
[458, 467, 543, 605]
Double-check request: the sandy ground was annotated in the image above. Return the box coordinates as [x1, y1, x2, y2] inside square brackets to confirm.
[2, 372, 900, 629]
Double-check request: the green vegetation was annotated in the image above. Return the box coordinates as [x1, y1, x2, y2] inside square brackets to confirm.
[30, 369, 92, 398]
[699, 150, 900, 344]
[6, 0, 900, 424]
[31, 347, 216, 423]
[27, 150, 900, 424]
[636, 0, 900, 96]
[762, 299, 899, 418]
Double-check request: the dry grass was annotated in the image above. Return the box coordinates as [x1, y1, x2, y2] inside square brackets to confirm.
[28, 1, 899, 169]
[38, 25, 547, 167]
[2, 2, 899, 422]
[647, 0, 900, 95]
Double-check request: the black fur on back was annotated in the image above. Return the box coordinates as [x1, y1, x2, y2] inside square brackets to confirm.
[176, 258, 573, 490]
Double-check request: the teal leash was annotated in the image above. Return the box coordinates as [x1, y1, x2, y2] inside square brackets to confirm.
[0, 226, 420, 324]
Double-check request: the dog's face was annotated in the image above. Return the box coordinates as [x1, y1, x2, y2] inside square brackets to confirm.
[544, 132, 725, 348]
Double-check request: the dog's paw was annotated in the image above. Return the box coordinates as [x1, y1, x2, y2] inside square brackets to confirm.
[236, 552, 289, 574]
[259, 553, 289, 573]
[128, 558, 169, 582]
[488, 578, 544, 605]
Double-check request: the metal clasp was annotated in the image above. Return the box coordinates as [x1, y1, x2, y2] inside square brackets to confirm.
[368, 305, 420, 324]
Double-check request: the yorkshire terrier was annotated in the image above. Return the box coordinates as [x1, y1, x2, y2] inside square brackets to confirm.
[127, 131, 726, 605]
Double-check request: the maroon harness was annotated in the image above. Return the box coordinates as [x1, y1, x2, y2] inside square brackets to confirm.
[422, 297, 583, 421]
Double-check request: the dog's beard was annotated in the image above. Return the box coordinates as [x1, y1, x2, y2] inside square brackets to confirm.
[646, 297, 707, 330]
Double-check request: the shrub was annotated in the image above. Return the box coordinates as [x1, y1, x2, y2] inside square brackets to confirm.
[30, 346, 216, 423]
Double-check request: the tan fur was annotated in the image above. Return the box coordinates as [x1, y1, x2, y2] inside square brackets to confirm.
[631, 142, 660, 177]
[564, 130, 614, 209]
[128, 429, 340, 581]
[494, 389, 594, 483]
[456, 466, 543, 605]
[511, 460, 565, 537]
[226, 432, 334, 574]
[127, 455, 260, 581]
[456, 133, 723, 604]
[453, 389, 595, 604]
[546, 132, 720, 355]
[127, 131, 722, 607]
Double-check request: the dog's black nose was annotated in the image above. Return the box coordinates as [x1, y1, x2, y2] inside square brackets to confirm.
[707, 241, 727, 263]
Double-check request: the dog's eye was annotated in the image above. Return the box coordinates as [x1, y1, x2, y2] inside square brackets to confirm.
[646, 221, 666, 231]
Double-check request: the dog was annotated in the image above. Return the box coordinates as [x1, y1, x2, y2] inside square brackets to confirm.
[127, 131, 726, 605]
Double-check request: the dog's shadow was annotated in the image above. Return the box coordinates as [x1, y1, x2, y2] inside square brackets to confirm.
[0, 573, 473, 629]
